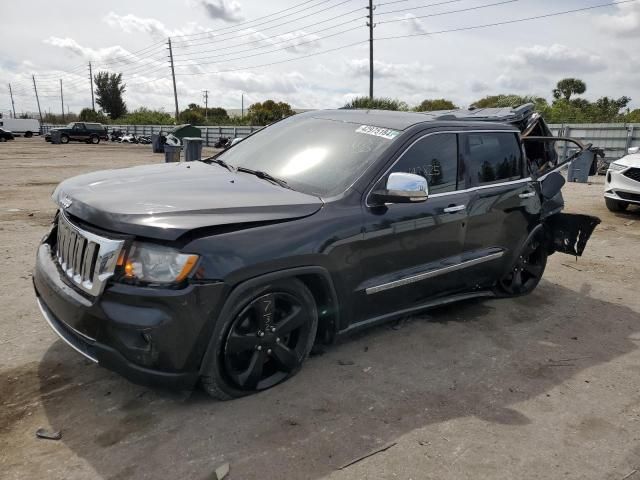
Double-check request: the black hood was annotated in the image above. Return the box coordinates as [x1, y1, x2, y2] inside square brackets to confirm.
[53, 162, 323, 240]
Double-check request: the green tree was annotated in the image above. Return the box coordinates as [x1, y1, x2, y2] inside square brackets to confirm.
[94, 72, 127, 119]
[119, 108, 173, 125]
[414, 99, 457, 112]
[79, 108, 108, 123]
[552, 78, 587, 101]
[471, 94, 547, 109]
[626, 109, 640, 123]
[247, 100, 295, 125]
[342, 96, 408, 111]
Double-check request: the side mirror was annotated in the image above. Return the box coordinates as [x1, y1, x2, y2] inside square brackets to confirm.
[540, 171, 566, 200]
[629, 146, 639, 155]
[371, 172, 428, 204]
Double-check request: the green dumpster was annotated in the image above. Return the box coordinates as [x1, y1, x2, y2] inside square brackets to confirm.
[170, 124, 201, 141]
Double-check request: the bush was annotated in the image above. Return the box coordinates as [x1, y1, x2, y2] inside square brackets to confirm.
[247, 100, 295, 125]
[79, 108, 109, 123]
[117, 108, 174, 125]
[343, 96, 408, 111]
[413, 99, 458, 112]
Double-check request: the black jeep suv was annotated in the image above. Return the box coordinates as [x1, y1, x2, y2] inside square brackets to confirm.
[33, 108, 599, 399]
[45, 122, 108, 144]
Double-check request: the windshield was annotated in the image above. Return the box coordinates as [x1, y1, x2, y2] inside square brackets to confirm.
[66, 123, 75, 128]
[216, 115, 399, 197]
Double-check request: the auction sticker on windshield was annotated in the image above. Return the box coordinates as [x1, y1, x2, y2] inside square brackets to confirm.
[356, 125, 400, 140]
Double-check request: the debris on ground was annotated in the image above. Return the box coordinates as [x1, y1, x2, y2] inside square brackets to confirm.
[214, 462, 230, 480]
[35, 428, 62, 440]
[338, 442, 397, 470]
[561, 263, 583, 272]
[338, 359, 354, 366]
[624, 221, 635, 227]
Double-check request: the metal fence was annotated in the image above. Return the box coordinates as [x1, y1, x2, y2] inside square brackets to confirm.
[41, 124, 263, 147]
[549, 123, 640, 162]
[41, 122, 640, 157]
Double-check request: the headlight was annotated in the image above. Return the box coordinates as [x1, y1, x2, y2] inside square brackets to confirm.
[121, 242, 199, 284]
[608, 162, 627, 172]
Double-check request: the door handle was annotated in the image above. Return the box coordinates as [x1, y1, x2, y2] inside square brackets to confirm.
[519, 191, 535, 199]
[443, 204, 466, 213]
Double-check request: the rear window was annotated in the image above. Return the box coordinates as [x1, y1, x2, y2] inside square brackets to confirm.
[86, 123, 103, 130]
[462, 132, 522, 185]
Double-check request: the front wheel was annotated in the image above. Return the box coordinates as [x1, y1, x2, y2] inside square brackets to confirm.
[200, 279, 318, 400]
[60, 135, 69, 144]
[495, 234, 547, 297]
[605, 197, 628, 212]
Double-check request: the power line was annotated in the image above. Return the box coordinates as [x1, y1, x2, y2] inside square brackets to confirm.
[376, 0, 463, 16]
[376, 0, 638, 40]
[172, 13, 364, 59]
[377, 0, 519, 24]
[171, 0, 358, 47]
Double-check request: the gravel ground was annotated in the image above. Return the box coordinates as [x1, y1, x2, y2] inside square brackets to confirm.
[1, 137, 639, 480]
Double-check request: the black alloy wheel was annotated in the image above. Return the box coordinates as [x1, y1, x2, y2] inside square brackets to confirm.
[497, 235, 547, 296]
[200, 279, 317, 399]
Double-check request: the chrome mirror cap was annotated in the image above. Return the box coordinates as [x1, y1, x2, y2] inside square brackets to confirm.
[371, 172, 429, 204]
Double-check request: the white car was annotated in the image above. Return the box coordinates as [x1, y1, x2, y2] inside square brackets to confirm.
[604, 151, 640, 212]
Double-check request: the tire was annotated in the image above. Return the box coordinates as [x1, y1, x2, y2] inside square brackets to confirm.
[605, 197, 629, 212]
[200, 278, 318, 400]
[60, 135, 69, 144]
[0, 137, 6, 143]
[24, 131, 33, 138]
[90, 136, 100, 144]
[495, 232, 548, 297]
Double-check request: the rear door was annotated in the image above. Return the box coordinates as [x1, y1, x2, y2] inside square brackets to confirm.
[355, 131, 471, 322]
[459, 130, 538, 288]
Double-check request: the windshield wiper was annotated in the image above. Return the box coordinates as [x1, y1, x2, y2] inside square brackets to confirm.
[202, 157, 236, 172]
[236, 167, 292, 190]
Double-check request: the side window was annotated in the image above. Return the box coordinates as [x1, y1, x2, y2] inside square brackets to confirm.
[390, 133, 458, 194]
[463, 132, 522, 185]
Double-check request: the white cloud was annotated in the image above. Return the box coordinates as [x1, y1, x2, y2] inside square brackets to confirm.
[469, 80, 489, 93]
[347, 58, 431, 79]
[395, 13, 428, 35]
[201, 0, 243, 23]
[501, 44, 605, 74]
[593, 2, 640, 37]
[217, 71, 306, 94]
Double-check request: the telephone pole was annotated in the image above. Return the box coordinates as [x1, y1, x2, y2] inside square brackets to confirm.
[8, 84, 16, 118]
[60, 79, 65, 122]
[32, 75, 43, 124]
[366, 0, 375, 99]
[241, 93, 244, 119]
[203, 90, 209, 120]
[167, 38, 180, 121]
[88, 61, 95, 111]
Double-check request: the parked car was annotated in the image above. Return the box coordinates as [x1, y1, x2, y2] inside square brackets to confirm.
[0, 117, 40, 137]
[604, 151, 640, 211]
[33, 109, 600, 399]
[0, 127, 15, 142]
[45, 122, 108, 144]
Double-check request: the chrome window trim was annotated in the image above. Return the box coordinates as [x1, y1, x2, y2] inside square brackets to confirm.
[365, 129, 523, 207]
[365, 251, 504, 295]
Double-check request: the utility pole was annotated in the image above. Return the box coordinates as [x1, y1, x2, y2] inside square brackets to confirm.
[241, 93, 244, 119]
[89, 61, 95, 111]
[8, 84, 16, 118]
[203, 90, 209, 120]
[366, 0, 375, 99]
[32, 75, 43, 124]
[167, 38, 180, 121]
[60, 79, 65, 122]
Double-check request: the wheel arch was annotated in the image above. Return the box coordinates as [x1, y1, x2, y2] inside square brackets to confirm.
[198, 266, 340, 375]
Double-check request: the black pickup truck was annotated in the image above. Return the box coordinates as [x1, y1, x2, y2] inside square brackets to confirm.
[45, 122, 109, 144]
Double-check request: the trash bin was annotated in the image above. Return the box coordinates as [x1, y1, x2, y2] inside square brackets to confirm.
[151, 134, 165, 153]
[567, 149, 594, 183]
[51, 130, 61, 144]
[183, 137, 203, 162]
[164, 144, 181, 163]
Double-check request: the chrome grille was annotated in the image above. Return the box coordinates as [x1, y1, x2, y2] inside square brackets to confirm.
[55, 210, 124, 296]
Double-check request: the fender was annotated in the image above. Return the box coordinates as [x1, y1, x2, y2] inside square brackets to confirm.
[198, 266, 339, 375]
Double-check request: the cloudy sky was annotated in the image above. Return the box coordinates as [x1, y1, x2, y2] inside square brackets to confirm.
[1, 0, 639, 116]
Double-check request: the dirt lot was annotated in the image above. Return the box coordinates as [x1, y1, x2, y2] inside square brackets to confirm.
[1, 137, 639, 480]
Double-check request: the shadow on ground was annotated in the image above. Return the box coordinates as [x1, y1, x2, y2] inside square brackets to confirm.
[2, 280, 638, 479]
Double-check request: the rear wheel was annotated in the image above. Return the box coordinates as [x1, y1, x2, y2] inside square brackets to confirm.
[24, 131, 33, 138]
[200, 279, 318, 400]
[90, 135, 100, 144]
[60, 135, 69, 144]
[496, 234, 547, 297]
[605, 197, 629, 212]
[0, 137, 6, 143]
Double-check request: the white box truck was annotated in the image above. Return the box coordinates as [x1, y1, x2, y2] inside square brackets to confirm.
[0, 117, 41, 137]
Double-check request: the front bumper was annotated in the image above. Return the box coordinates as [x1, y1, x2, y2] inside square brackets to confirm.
[34, 243, 228, 390]
[604, 168, 640, 204]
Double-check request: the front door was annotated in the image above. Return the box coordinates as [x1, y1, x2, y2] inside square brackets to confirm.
[355, 131, 469, 322]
